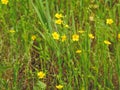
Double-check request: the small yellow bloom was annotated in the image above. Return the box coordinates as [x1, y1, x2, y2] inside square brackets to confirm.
[106, 19, 113, 25]
[31, 35, 36, 40]
[64, 24, 69, 28]
[88, 34, 94, 39]
[61, 35, 66, 42]
[55, 19, 63, 24]
[52, 32, 60, 40]
[9, 30, 15, 33]
[55, 13, 63, 19]
[81, 87, 85, 90]
[76, 50, 82, 54]
[104, 40, 111, 45]
[118, 34, 120, 39]
[56, 85, 63, 89]
[78, 30, 85, 34]
[1, 0, 8, 5]
[89, 16, 94, 21]
[72, 34, 79, 41]
[37, 71, 45, 79]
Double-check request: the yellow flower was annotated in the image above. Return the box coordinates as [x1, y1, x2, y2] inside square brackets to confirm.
[55, 13, 63, 19]
[52, 32, 60, 40]
[64, 24, 69, 28]
[104, 40, 111, 45]
[81, 87, 85, 90]
[1, 0, 8, 5]
[37, 71, 45, 79]
[76, 50, 82, 54]
[55, 19, 63, 25]
[106, 19, 113, 25]
[88, 34, 94, 39]
[118, 34, 120, 39]
[9, 30, 15, 33]
[56, 85, 63, 89]
[31, 35, 36, 40]
[61, 35, 66, 42]
[78, 30, 85, 34]
[72, 34, 79, 41]
[89, 16, 94, 21]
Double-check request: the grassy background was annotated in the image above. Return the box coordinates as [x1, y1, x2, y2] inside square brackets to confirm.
[0, 0, 120, 90]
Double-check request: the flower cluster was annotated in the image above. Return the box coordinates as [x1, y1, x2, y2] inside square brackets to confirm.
[37, 71, 63, 89]
[55, 13, 69, 28]
[1, 0, 8, 5]
[55, 13, 63, 25]
[52, 32, 67, 42]
[51, 31, 95, 42]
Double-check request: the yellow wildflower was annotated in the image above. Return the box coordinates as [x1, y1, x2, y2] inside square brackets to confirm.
[78, 30, 85, 34]
[118, 34, 120, 39]
[106, 19, 113, 25]
[88, 34, 94, 39]
[31, 35, 36, 41]
[81, 87, 85, 90]
[64, 24, 69, 28]
[55, 13, 63, 19]
[76, 50, 82, 54]
[89, 16, 94, 21]
[72, 34, 79, 41]
[55, 19, 63, 24]
[104, 40, 111, 45]
[37, 71, 45, 79]
[1, 0, 8, 5]
[9, 30, 15, 33]
[61, 35, 66, 42]
[52, 32, 60, 40]
[56, 85, 63, 89]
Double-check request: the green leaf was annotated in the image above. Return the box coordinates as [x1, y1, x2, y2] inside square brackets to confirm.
[33, 81, 46, 90]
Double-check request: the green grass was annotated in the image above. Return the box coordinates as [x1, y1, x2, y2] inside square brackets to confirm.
[0, 0, 120, 90]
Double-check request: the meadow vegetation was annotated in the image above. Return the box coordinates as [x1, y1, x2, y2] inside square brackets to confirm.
[0, 0, 120, 90]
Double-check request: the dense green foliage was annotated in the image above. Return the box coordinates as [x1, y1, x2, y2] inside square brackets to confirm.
[0, 0, 120, 90]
